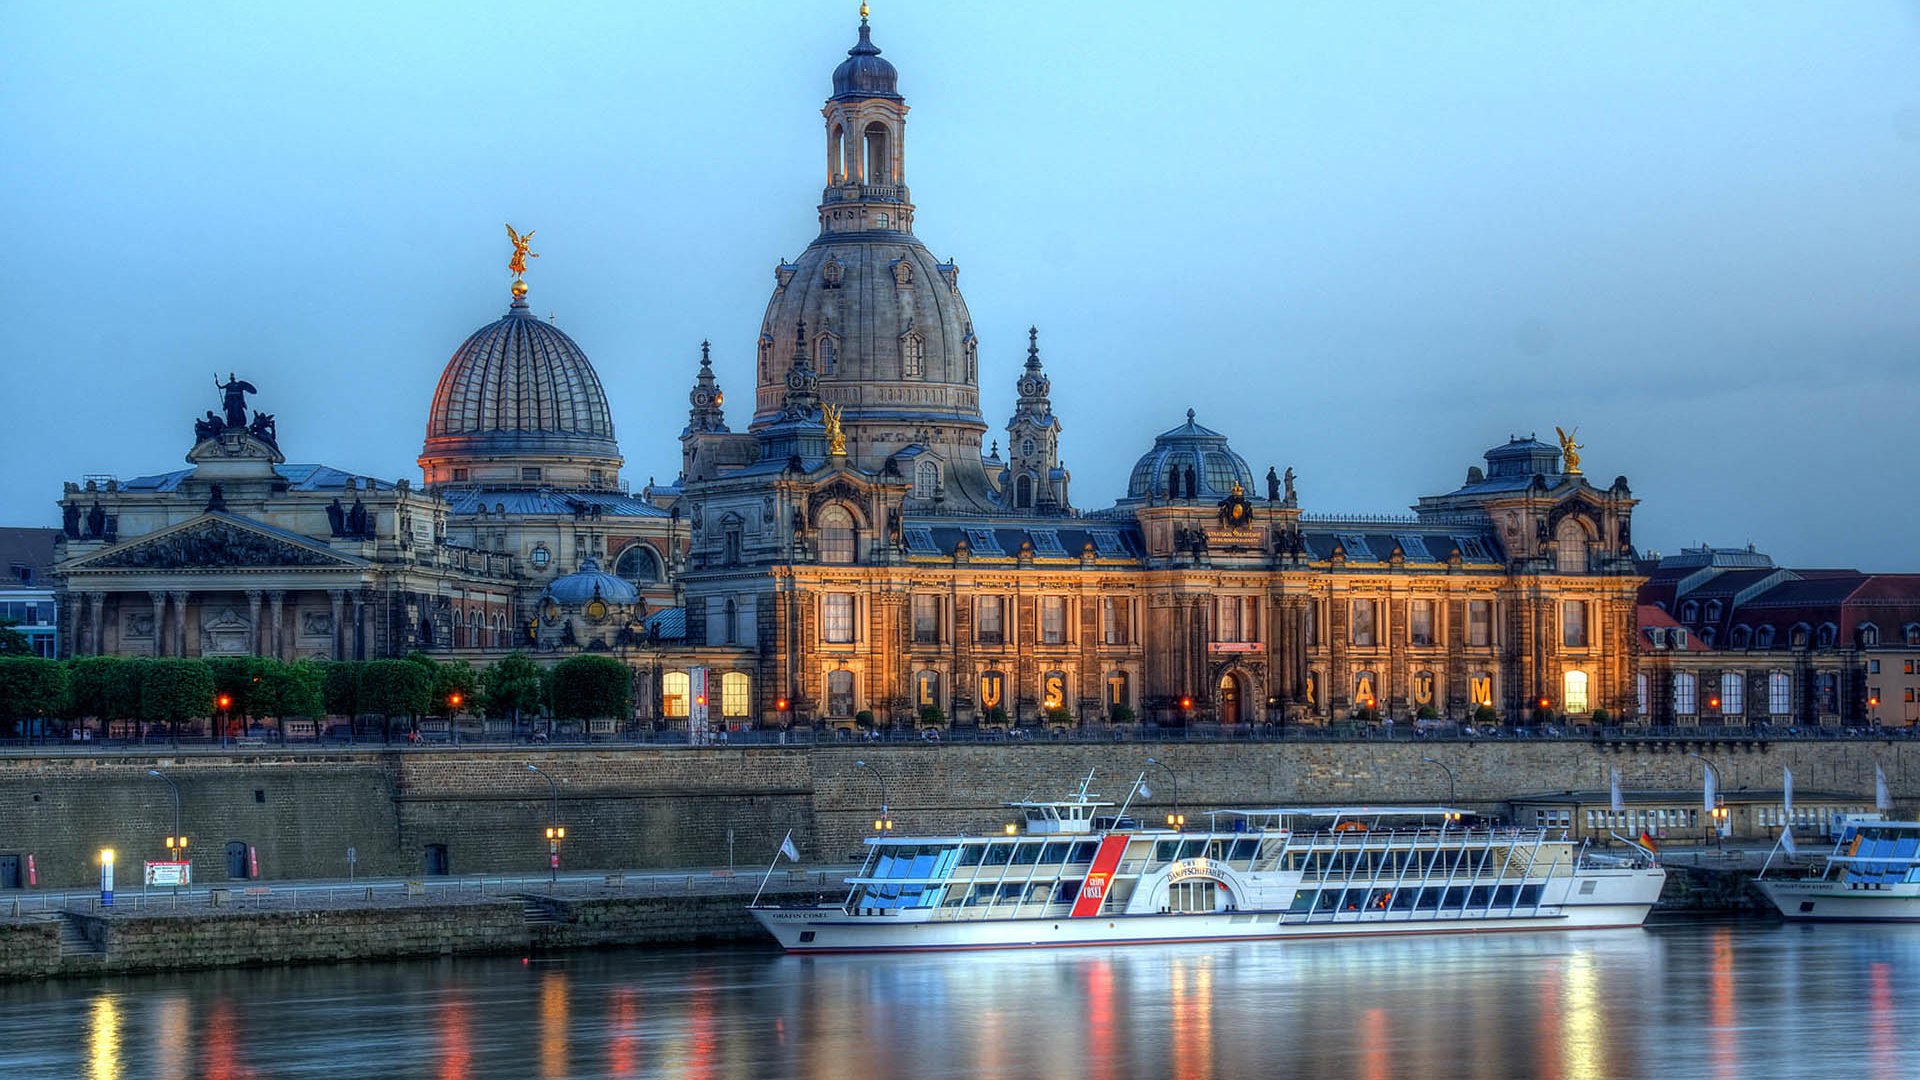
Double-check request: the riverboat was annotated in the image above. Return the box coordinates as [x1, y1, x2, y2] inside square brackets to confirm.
[1756, 816, 1920, 921]
[750, 774, 1665, 953]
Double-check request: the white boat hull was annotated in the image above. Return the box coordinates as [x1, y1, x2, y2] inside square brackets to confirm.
[1756, 880, 1920, 922]
[753, 871, 1665, 953]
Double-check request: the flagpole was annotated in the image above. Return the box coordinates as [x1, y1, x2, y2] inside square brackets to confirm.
[1757, 830, 1783, 880]
[751, 828, 794, 908]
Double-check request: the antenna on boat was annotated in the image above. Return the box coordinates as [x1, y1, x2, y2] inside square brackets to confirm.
[1114, 770, 1148, 824]
[1074, 769, 1097, 802]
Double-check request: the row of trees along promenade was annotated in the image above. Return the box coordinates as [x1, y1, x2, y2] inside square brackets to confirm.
[0, 652, 634, 742]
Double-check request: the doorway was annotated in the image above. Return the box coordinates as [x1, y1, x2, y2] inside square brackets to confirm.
[0, 854, 20, 890]
[1218, 673, 1243, 725]
[225, 841, 250, 880]
[424, 844, 451, 876]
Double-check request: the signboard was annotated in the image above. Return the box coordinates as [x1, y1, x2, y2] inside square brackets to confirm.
[144, 861, 192, 887]
[1169, 857, 1222, 883]
[1208, 642, 1261, 654]
[410, 515, 435, 547]
[1070, 835, 1131, 918]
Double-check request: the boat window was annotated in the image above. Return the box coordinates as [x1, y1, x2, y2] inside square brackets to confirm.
[1289, 890, 1316, 913]
[1365, 889, 1392, 911]
[1391, 888, 1418, 911]
[1414, 888, 1440, 911]
[1052, 880, 1082, 905]
[984, 843, 1015, 866]
[1154, 840, 1181, 863]
[958, 844, 986, 868]
[1468, 886, 1494, 909]
[996, 883, 1024, 901]
[1315, 890, 1342, 912]
[1176, 839, 1207, 861]
[1024, 882, 1052, 902]
[1493, 885, 1519, 907]
[1068, 841, 1099, 863]
[1208, 840, 1231, 861]
[1518, 884, 1543, 906]
[965, 885, 992, 906]
[1040, 842, 1071, 864]
[1167, 880, 1219, 914]
[1011, 842, 1043, 865]
[1228, 839, 1258, 863]
[1441, 886, 1469, 910]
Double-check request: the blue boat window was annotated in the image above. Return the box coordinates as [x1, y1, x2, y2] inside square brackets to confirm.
[1415, 888, 1441, 911]
[1207, 840, 1231, 861]
[1518, 884, 1543, 906]
[1228, 839, 1258, 862]
[1442, 886, 1469, 910]
[1391, 888, 1418, 911]
[995, 883, 1024, 901]
[1011, 842, 1043, 865]
[1315, 890, 1342, 912]
[1155, 840, 1181, 863]
[1289, 890, 1316, 913]
[958, 844, 986, 868]
[1040, 842, 1071, 864]
[1176, 839, 1207, 861]
[1052, 880, 1082, 905]
[985, 843, 1015, 865]
[1068, 841, 1099, 863]
[1468, 886, 1495, 909]
[1493, 885, 1519, 907]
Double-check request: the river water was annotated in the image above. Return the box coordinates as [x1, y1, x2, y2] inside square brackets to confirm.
[1, 920, 1914, 1079]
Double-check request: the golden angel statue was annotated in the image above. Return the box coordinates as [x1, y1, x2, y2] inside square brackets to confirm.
[505, 224, 538, 278]
[1555, 426, 1583, 475]
[822, 403, 848, 456]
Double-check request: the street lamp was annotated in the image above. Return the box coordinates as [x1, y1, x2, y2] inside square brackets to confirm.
[1145, 757, 1183, 829]
[853, 759, 891, 832]
[1420, 756, 1457, 805]
[216, 693, 234, 747]
[147, 768, 184, 854]
[98, 848, 115, 908]
[527, 763, 563, 885]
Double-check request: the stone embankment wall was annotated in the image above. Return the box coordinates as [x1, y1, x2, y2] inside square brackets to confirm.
[0, 740, 1911, 888]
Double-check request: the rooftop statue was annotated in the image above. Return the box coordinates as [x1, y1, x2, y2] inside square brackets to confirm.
[506, 224, 538, 278]
[215, 372, 257, 429]
[1556, 426, 1583, 476]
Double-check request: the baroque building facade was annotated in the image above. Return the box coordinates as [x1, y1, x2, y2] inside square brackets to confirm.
[49, 12, 1645, 732]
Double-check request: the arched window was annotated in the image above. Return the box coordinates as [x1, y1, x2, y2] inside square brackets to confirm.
[1166, 465, 1182, 499]
[1704, 600, 1723, 622]
[1554, 519, 1589, 574]
[1015, 475, 1034, 509]
[663, 671, 691, 718]
[1563, 670, 1589, 713]
[914, 670, 940, 709]
[1354, 671, 1378, 710]
[1021, 438, 1035, 458]
[1757, 625, 1776, 648]
[830, 124, 848, 183]
[1816, 623, 1837, 649]
[1907, 623, 1920, 647]
[901, 332, 924, 377]
[864, 122, 891, 185]
[818, 506, 856, 564]
[827, 670, 855, 718]
[1680, 600, 1699, 623]
[720, 672, 750, 719]
[494, 614, 507, 649]
[1105, 671, 1130, 710]
[1730, 625, 1751, 649]
[1413, 671, 1436, 706]
[913, 459, 938, 500]
[615, 543, 661, 584]
[1700, 627, 1715, 648]
[1860, 623, 1880, 647]
[1671, 672, 1697, 715]
[468, 611, 481, 649]
[1306, 671, 1321, 707]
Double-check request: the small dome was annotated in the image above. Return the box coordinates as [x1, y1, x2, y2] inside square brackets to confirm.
[424, 296, 619, 463]
[831, 20, 900, 101]
[1126, 409, 1255, 501]
[543, 557, 639, 605]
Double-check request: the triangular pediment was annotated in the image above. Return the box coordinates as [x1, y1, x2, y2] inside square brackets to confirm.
[67, 514, 367, 572]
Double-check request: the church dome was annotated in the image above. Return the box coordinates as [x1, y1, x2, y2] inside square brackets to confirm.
[832, 20, 900, 101]
[1126, 410, 1255, 501]
[421, 293, 622, 486]
[543, 556, 639, 605]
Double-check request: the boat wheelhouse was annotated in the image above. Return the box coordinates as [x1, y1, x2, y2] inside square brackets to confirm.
[1756, 816, 1920, 921]
[751, 775, 1665, 953]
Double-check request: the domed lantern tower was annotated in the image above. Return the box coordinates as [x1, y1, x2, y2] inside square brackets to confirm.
[752, 8, 998, 511]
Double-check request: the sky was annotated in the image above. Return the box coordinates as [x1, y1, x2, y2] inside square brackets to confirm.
[4, 1, 1919, 568]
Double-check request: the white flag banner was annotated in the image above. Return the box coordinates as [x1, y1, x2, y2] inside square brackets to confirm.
[1876, 765, 1892, 812]
[1610, 768, 1625, 814]
[1138, 782, 1152, 800]
[779, 834, 800, 863]
[1780, 827, 1797, 858]
[1703, 766, 1716, 815]
[1782, 767, 1794, 816]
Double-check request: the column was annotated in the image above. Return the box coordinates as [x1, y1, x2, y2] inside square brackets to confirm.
[352, 593, 367, 660]
[328, 590, 347, 661]
[148, 592, 168, 656]
[246, 590, 264, 656]
[86, 592, 107, 656]
[57, 594, 77, 659]
[169, 591, 190, 658]
[268, 591, 286, 661]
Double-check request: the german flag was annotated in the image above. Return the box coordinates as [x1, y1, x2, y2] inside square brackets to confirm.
[1638, 831, 1659, 854]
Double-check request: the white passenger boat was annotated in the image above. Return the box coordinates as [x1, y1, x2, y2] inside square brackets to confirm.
[750, 774, 1666, 953]
[1756, 817, 1920, 921]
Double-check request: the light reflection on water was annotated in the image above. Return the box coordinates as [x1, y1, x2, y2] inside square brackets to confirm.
[1, 922, 1915, 1079]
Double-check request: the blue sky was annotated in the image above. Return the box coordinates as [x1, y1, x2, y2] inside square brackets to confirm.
[5, 2, 1919, 567]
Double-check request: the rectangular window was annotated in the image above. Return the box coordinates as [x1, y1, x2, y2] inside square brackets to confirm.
[1469, 601, 1492, 647]
[1721, 672, 1744, 715]
[1562, 601, 1589, 649]
[720, 673, 750, 718]
[1769, 672, 1791, 715]
[1352, 600, 1376, 647]
[1101, 597, 1129, 645]
[912, 594, 941, 645]
[977, 596, 1005, 645]
[1869, 659, 1881, 674]
[1217, 596, 1240, 643]
[451, 467, 469, 482]
[1410, 600, 1435, 646]
[520, 467, 542, 481]
[1041, 596, 1068, 645]
[1304, 602, 1318, 647]
[824, 593, 855, 644]
[1672, 673, 1697, 714]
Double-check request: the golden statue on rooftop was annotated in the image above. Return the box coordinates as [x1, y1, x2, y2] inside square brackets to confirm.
[1556, 426, 1583, 475]
[822, 403, 848, 456]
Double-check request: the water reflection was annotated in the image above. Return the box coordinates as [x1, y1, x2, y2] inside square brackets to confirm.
[1, 923, 1915, 1079]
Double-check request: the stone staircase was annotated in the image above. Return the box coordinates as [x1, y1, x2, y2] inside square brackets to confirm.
[53, 914, 105, 957]
[520, 899, 558, 925]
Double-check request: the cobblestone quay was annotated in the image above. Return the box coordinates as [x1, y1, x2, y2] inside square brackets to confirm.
[0, 739, 1910, 890]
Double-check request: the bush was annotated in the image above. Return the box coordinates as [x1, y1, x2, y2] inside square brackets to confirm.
[551, 655, 630, 720]
[1473, 705, 1498, 725]
[429, 660, 479, 717]
[917, 704, 945, 726]
[1045, 706, 1073, 727]
[983, 705, 1009, 726]
[1590, 708, 1613, 726]
[1352, 706, 1380, 723]
[1532, 707, 1556, 727]
[1416, 704, 1440, 720]
[1109, 704, 1136, 725]
[854, 709, 876, 728]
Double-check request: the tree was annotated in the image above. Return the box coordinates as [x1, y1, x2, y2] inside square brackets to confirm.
[482, 653, 544, 721]
[0, 619, 31, 657]
[270, 659, 327, 721]
[428, 660, 478, 718]
[359, 659, 433, 737]
[68, 656, 142, 723]
[0, 657, 70, 736]
[318, 660, 363, 718]
[140, 659, 216, 737]
[551, 655, 631, 721]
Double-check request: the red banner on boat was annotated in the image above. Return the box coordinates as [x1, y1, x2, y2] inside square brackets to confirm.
[1072, 834, 1131, 918]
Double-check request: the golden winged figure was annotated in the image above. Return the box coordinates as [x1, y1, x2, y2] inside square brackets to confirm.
[822, 403, 848, 456]
[1555, 426, 1583, 475]
[505, 224, 538, 278]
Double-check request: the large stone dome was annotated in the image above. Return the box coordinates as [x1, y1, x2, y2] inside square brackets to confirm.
[421, 293, 622, 489]
[1125, 410, 1255, 502]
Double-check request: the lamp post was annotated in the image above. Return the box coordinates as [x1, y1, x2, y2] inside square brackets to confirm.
[1420, 756, 1457, 805]
[527, 763, 562, 885]
[853, 759, 891, 832]
[147, 769, 183, 847]
[98, 848, 115, 908]
[1145, 756, 1183, 829]
[1687, 752, 1725, 848]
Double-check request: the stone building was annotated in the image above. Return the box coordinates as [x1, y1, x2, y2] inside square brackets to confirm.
[1636, 546, 1920, 726]
[47, 12, 1647, 732]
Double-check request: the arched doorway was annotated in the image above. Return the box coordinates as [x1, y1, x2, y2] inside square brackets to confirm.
[1218, 673, 1243, 725]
